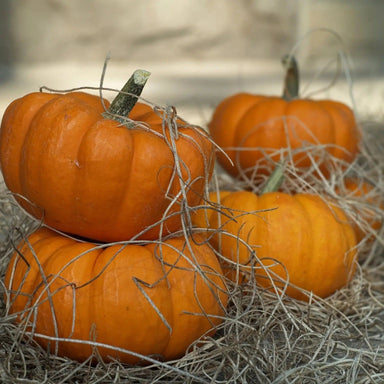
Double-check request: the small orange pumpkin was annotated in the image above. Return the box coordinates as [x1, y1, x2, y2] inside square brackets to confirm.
[337, 178, 383, 242]
[0, 70, 215, 242]
[5, 228, 227, 364]
[209, 55, 360, 179]
[193, 170, 357, 301]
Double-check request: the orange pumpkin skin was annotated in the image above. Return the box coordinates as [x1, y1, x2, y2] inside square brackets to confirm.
[4, 228, 227, 364]
[209, 92, 360, 178]
[193, 190, 357, 301]
[0, 92, 214, 242]
[337, 178, 383, 242]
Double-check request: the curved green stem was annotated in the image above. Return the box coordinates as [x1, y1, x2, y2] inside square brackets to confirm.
[260, 162, 285, 194]
[103, 69, 151, 123]
[281, 54, 299, 101]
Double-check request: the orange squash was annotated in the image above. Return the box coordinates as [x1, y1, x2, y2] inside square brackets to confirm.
[209, 55, 360, 179]
[0, 70, 215, 242]
[5, 227, 227, 364]
[337, 178, 383, 242]
[192, 171, 357, 301]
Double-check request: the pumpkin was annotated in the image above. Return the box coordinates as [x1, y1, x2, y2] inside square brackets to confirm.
[0, 70, 215, 242]
[192, 169, 357, 301]
[337, 178, 383, 242]
[209, 55, 360, 179]
[4, 227, 227, 364]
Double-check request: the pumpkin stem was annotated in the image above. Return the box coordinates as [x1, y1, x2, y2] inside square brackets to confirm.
[261, 162, 285, 194]
[103, 69, 151, 123]
[282, 54, 299, 101]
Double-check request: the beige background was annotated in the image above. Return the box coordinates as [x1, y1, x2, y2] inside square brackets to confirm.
[0, 0, 383, 126]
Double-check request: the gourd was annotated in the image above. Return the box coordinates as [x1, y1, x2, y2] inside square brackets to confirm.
[208, 55, 360, 179]
[4, 228, 227, 364]
[337, 178, 383, 242]
[193, 168, 357, 301]
[0, 70, 215, 242]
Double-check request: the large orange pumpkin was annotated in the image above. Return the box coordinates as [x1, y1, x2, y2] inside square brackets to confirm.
[0, 70, 215, 242]
[193, 188, 357, 301]
[209, 55, 360, 179]
[5, 227, 227, 364]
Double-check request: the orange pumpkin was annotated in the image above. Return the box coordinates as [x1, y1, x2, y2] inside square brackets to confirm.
[193, 188, 357, 301]
[5, 227, 227, 364]
[0, 70, 214, 242]
[209, 55, 360, 179]
[337, 178, 383, 242]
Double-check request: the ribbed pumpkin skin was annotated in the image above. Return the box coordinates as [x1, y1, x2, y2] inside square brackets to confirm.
[0, 92, 214, 242]
[4, 228, 227, 364]
[193, 190, 357, 301]
[209, 92, 360, 177]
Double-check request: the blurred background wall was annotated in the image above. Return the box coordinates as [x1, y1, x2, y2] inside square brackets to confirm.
[0, 0, 298, 64]
[0, 0, 383, 123]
